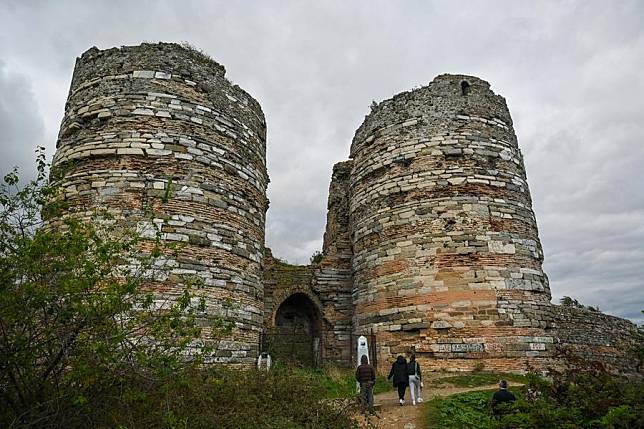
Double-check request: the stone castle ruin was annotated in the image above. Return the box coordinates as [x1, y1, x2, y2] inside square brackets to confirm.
[52, 43, 640, 374]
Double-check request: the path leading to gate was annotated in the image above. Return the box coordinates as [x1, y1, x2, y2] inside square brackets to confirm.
[355, 376, 523, 429]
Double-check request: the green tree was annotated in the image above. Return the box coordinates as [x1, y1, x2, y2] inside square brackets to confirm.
[0, 149, 217, 427]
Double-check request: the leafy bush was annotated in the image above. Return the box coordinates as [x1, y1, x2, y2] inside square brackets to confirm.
[91, 366, 356, 429]
[310, 251, 324, 264]
[425, 389, 498, 429]
[0, 150, 216, 427]
[424, 371, 644, 429]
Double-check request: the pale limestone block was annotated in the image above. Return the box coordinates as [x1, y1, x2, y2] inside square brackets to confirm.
[117, 148, 144, 155]
[154, 71, 171, 79]
[132, 70, 155, 78]
[132, 108, 154, 116]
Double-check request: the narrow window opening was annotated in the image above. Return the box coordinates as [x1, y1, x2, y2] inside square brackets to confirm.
[461, 81, 471, 96]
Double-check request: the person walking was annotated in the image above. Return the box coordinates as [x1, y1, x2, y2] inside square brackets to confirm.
[407, 353, 423, 405]
[387, 355, 409, 406]
[355, 355, 376, 414]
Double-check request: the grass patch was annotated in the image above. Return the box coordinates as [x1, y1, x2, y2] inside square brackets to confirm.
[424, 388, 503, 429]
[425, 372, 644, 429]
[308, 366, 391, 398]
[433, 372, 526, 388]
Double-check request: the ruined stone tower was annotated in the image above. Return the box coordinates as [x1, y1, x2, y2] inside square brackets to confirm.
[52, 44, 639, 372]
[52, 43, 268, 364]
[349, 75, 552, 370]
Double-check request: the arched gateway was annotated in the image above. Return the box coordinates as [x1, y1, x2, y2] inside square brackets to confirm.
[264, 292, 323, 366]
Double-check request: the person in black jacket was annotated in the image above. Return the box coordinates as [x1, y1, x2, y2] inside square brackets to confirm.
[355, 355, 376, 414]
[387, 355, 409, 405]
[491, 380, 517, 416]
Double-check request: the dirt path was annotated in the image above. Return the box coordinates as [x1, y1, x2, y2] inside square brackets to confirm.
[356, 377, 523, 429]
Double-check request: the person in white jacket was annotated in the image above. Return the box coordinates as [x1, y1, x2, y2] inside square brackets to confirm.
[257, 352, 272, 370]
[407, 353, 423, 405]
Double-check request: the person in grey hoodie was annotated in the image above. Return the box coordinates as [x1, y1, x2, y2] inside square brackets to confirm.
[387, 355, 409, 405]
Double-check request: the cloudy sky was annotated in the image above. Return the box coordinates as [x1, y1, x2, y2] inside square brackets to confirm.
[1, 0, 642, 323]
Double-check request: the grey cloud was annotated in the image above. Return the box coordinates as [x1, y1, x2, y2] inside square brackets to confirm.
[0, 0, 642, 322]
[0, 60, 45, 179]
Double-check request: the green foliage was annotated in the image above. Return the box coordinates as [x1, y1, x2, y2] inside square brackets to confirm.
[0, 150, 220, 428]
[424, 371, 644, 429]
[96, 366, 356, 428]
[559, 295, 599, 311]
[425, 389, 498, 429]
[308, 366, 390, 399]
[310, 250, 324, 264]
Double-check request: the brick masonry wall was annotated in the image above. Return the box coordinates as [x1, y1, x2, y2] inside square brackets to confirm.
[550, 306, 640, 374]
[52, 43, 268, 366]
[262, 161, 354, 365]
[348, 74, 555, 372]
[314, 160, 354, 363]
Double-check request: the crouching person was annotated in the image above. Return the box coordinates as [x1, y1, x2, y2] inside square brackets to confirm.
[491, 379, 517, 417]
[355, 355, 376, 414]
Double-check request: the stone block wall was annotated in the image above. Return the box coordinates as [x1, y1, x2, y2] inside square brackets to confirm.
[549, 306, 640, 374]
[262, 161, 354, 365]
[50, 45, 641, 373]
[314, 160, 354, 363]
[348, 74, 554, 372]
[511, 300, 641, 375]
[52, 43, 268, 365]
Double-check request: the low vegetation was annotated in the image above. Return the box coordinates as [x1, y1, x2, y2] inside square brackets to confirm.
[424, 371, 644, 429]
[312, 366, 390, 398]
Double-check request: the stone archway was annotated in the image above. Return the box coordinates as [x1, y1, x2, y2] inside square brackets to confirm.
[267, 292, 323, 365]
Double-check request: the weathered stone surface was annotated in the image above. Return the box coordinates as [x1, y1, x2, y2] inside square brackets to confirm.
[51, 46, 641, 374]
[263, 161, 354, 365]
[52, 43, 268, 367]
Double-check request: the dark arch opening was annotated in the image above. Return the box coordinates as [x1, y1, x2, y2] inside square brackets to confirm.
[269, 293, 322, 366]
[461, 80, 471, 95]
[275, 293, 321, 337]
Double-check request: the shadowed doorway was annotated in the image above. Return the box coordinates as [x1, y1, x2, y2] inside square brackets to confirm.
[265, 293, 322, 366]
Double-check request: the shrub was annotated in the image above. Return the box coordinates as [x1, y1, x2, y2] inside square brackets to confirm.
[92, 366, 356, 429]
[424, 371, 644, 429]
[0, 151, 217, 427]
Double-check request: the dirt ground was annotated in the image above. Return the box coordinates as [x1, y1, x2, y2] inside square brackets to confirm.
[355, 374, 523, 429]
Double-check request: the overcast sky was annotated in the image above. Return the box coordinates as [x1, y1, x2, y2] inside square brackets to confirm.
[1, 0, 642, 323]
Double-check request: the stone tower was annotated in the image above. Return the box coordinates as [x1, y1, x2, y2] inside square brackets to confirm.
[52, 43, 268, 365]
[349, 75, 552, 370]
[51, 46, 640, 373]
